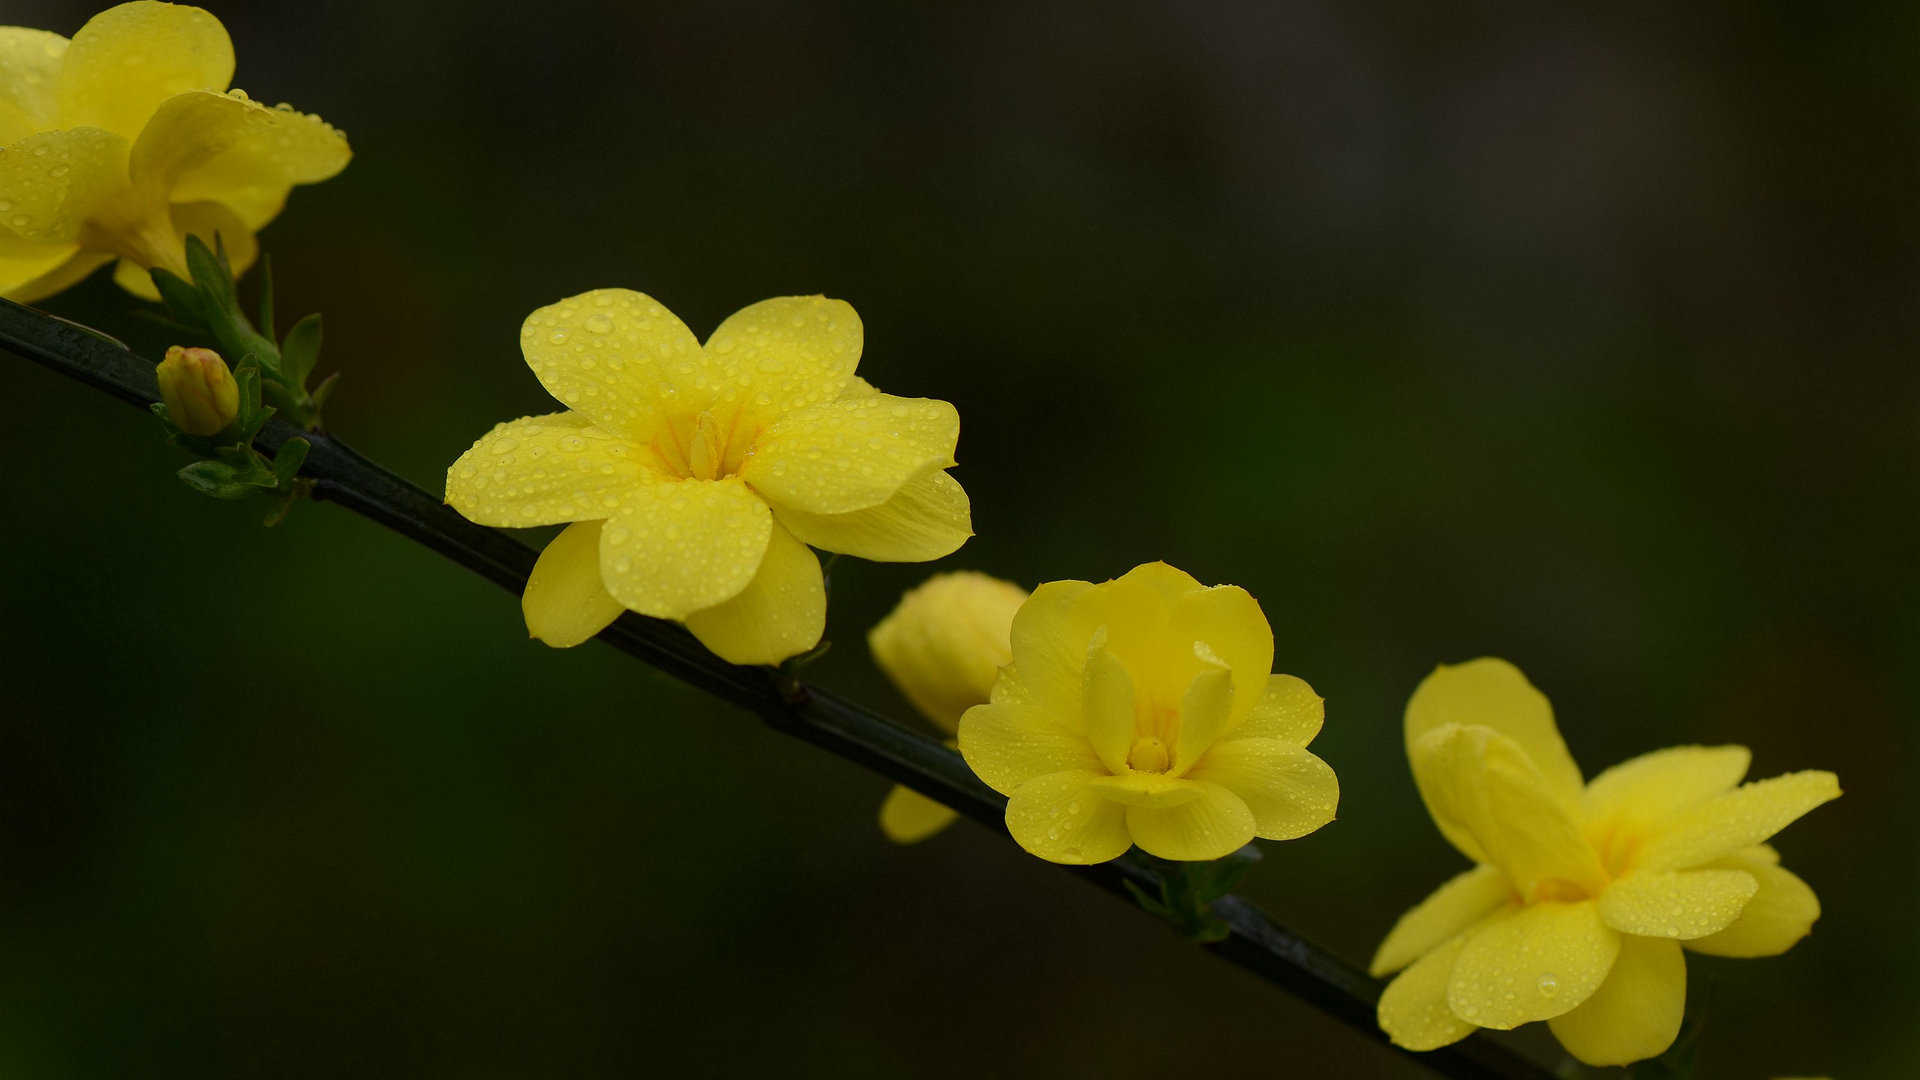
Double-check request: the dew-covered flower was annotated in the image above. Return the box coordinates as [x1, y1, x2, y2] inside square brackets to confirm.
[956, 562, 1338, 864]
[1, 2, 350, 302]
[447, 290, 971, 666]
[1373, 658, 1841, 1066]
[869, 571, 1027, 843]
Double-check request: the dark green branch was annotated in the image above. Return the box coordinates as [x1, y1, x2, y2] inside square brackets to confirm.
[0, 296, 1551, 1080]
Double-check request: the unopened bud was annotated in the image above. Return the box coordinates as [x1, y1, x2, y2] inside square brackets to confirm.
[869, 571, 1028, 734]
[157, 345, 238, 436]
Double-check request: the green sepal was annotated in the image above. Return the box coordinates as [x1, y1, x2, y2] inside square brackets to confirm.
[272, 438, 310, 486]
[310, 371, 340, 412]
[184, 233, 238, 314]
[177, 457, 276, 500]
[150, 267, 208, 329]
[1123, 879, 1171, 918]
[280, 313, 322, 387]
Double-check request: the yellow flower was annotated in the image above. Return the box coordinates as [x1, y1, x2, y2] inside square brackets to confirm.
[447, 290, 972, 666]
[155, 343, 235, 434]
[956, 562, 1338, 864]
[1, 2, 350, 303]
[1372, 658, 1841, 1066]
[869, 571, 1028, 843]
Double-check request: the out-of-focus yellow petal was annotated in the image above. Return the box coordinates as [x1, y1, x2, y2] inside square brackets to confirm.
[1406, 658, 1583, 806]
[1378, 928, 1479, 1052]
[55, 1, 233, 139]
[1636, 770, 1840, 872]
[1172, 662, 1236, 773]
[741, 393, 958, 515]
[1370, 865, 1513, 977]
[445, 413, 655, 528]
[1580, 745, 1750, 832]
[0, 125, 128, 242]
[519, 289, 703, 440]
[521, 520, 625, 648]
[0, 230, 90, 301]
[773, 466, 970, 562]
[110, 198, 254, 300]
[1411, 724, 1608, 895]
[597, 476, 771, 620]
[1082, 645, 1136, 775]
[1448, 899, 1619, 1029]
[132, 88, 350, 228]
[1000, 578, 1099, 718]
[1004, 770, 1131, 864]
[879, 785, 958, 844]
[868, 571, 1024, 731]
[1168, 582, 1273, 731]
[1122, 781, 1255, 861]
[1235, 674, 1323, 745]
[1597, 868, 1758, 939]
[1546, 934, 1685, 1067]
[1686, 846, 1821, 958]
[1186, 737, 1338, 841]
[701, 295, 860, 420]
[0, 29, 68, 141]
[957, 696, 1103, 795]
[2, 247, 109, 303]
[682, 522, 824, 665]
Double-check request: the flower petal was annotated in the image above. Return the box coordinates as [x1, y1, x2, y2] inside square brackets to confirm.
[958, 696, 1104, 796]
[1597, 869, 1758, 939]
[682, 521, 824, 665]
[1123, 781, 1256, 861]
[1168, 582, 1273, 732]
[1186, 737, 1338, 841]
[1370, 864, 1514, 977]
[1580, 745, 1751, 832]
[1004, 770, 1132, 864]
[521, 520, 625, 648]
[56, 1, 233, 139]
[445, 412, 655, 528]
[0, 230, 92, 301]
[110, 199, 255, 300]
[1411, 724, 1608, 895]
[597, 476, 771, 619]
[1547, 935, 1686, 1067]
[1448, 899, 1619, 1028]
[519, 289, 703, 441]
[1636, 770, 1841, 872]
[1082, 645, 1135, 775]
[701, 295, 860, 419]
[0, 126, 128, 242]
[1000, 578, 1099, 720]
[1235, 674, 1324, 745]
[132, 89, 350, 229]
[0, 28, 68, 142]
[1685, 846, 1821, 958]
[1378, 928, 1479, 1052]
[1406, 658, 1583, 807]
[1083, 773, 1206, 808]
[1172, 663, 1236, 774]
[879, 785, 958, 844]
[772, 466, 970, 561]
[741, 393, 959, 515]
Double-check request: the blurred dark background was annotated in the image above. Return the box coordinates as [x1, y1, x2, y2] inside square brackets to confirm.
[2, 1, 1914, 1076]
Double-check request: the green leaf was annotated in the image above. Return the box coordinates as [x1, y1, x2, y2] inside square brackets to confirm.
[272, 437, 310, 486]
[310, 371, 340, 412]
[280, 313, 322, 387]
[183, 234, 237, 314]
[177, 459, 272, 500]
[149, 267, 207, 327]
[1123, 879, 1171, 918]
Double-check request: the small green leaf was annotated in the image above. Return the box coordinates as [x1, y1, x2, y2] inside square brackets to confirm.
[310, 371, 340, 412]
[150, 268, 206, 327]
[177, 459, 272, 500]
[280, 313, 322, 386]
[272, 437, 310, 486]
[183, 234, 236, 313]
[1122, 879, 1171, 917]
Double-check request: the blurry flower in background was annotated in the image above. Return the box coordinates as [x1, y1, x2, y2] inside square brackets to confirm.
[448, 290, 972, 665]
[958, 562, 1338, 864]
[0, 1, 350, 303]
[1373, 658, 1840, 1066]
[869, 571, 1028, 842]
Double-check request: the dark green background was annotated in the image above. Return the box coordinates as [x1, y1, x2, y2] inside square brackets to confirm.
[3, 1, 1913, 1076]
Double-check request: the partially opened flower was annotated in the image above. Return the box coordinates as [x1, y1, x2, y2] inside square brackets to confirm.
[1373, 658, 1841, 1066]
[447, 290, 972, 666]
[869, 571, 1028, 843]
[1, 1, 350, 302]
[957, 562, 1338, 864]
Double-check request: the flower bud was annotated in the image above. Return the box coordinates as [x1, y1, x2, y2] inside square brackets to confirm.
[869, 571, 1028, 734]
[157, 345, 239, 436]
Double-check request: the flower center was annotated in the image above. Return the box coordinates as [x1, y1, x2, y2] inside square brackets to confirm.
[652, 409, 757, 480]
[1126, 735, 1170, 773]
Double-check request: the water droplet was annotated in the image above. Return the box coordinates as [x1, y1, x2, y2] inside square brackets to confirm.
[549, 330, 570, 345]
[1537, 975, 1559, 997]
[490, 437, 519, 455]
[585, 313, 613, 334]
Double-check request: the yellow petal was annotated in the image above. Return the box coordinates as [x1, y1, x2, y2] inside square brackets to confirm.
[55, 1, 233, 139]
[1168, 582, 1273, 733]
[0, 28, 68, 142]
[682, 522, 824, 665]
[1685, 846, 1821, 958]
[1377, 929, 1479, 1052]
[1082, 645, 1135, 775]
[522, 520, 624, 648]
[1172, 662, 1236, 773]
[0, 125, 128, 242]
[1406, 658, 1583, 806]
[879, 785, 958, 844]
[1411, 724, 1608, 895]
[1597, 869, 1758, 939]
[1187, 737, 1338, 842]
[701, 295, 861, 420]
[1004, 770, 1132, 864]
[773, 466, 970, 562]
[1547, 935, 1686, 1067]
[445, 412, 656, 528]
[1235, 674, 1324, 745]
[1370, 865, 1514, 977]
[597, 476, 771, 619]
[1580, 745, 1751, 833]
[132, 88, 349, 229]
[957, 696, 1104, 796]
[741, 393, 959, 515]
[1083, 772, 1206, 808]
[1000, 579, 1100, 720]
[1448, 900, 1619, 1028]
[867, 571, 1025, 731]
[1123, 781, 1256, 861]
[1089, 562, 1207, 702]
[519, 289, 703, 441]
[110, 198, 254, 299]
[0, 229, 90, 301]
[1636, 770, 1841, 872]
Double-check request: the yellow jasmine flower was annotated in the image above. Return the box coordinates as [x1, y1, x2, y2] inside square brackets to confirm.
[1372, 658, 1840, 1066]
[956, 562, 1338, 864]
[869, 571, 1028, 843]
[155, 343, 235, 435]
[1, 1, 350, 303]
[446, 290, 972, 666]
